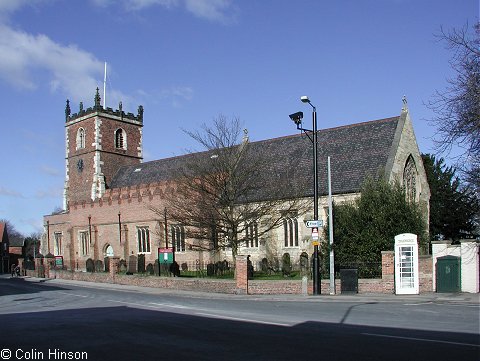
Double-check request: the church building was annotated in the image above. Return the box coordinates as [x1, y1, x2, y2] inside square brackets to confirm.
[42, 90, 430, 272]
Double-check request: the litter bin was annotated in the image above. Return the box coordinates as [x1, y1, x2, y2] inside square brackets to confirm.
[340, 268, 358, 294]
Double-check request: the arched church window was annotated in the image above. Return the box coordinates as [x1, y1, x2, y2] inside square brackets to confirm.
[115, 128, 126, 149]
[245, 221, 258, 248]
[76, 128, 85, 149]
[403, 155, 417, 202]
[283, 216, 298, 247]
[171, 225, 186, 252]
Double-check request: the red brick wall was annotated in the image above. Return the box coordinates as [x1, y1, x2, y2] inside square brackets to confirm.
[67, 118, 97, 203]
[54, 270, 237, 294]
[45, 181, 207, 271]
[381, 251, 394, 278]
[50, 270, 403, 295]
[66, 113, 142, 204]
[419, 255, 433, 292]
[235, 255, 248, 294]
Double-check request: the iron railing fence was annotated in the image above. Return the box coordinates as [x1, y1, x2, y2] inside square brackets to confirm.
[79, 258, 383, 280]
[332, 262, 382, 279]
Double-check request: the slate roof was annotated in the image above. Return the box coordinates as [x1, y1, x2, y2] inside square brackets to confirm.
[110, 116, 400, 199]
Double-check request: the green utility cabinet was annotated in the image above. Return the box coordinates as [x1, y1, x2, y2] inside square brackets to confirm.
[436, 255, 461, 293]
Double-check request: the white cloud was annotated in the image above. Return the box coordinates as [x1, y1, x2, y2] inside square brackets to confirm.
[157, 86, 194, 107]
[89, 0, 113, 8]
[20, 217, 44, 234]
[0, 0, 52, 24]
[123, 0, 179, 11]
[0, 0, 29, 17]
[90, 0, 236, 23]
[35, 187, 63, 199]
[39, 165, 62, 177]
[0, 186, 24, 198]
[0, 24, 103, 102]
[185, 0, 234, 23]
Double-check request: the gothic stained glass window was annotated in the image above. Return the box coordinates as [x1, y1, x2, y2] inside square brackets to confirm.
[403, 155, 417, 202]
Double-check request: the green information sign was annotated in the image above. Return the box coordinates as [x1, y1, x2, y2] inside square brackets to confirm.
[55, 256, 63, 267]
[158, 248, 174, 264]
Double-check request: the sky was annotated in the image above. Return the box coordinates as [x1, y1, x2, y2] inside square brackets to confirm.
[0, 0, 478, 236]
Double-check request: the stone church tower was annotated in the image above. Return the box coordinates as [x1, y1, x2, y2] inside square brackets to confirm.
[63, 88, 143, 209]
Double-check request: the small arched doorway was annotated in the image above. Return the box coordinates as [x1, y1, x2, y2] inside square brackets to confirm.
[104, 244, 114, 272]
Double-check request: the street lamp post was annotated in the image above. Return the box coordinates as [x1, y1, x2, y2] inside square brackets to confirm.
[289, 95, 321, 295]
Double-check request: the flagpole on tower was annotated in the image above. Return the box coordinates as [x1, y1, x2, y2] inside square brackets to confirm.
[103, 62, 107, 109]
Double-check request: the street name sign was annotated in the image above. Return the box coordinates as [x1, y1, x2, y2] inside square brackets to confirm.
[305, 220, 323, 228]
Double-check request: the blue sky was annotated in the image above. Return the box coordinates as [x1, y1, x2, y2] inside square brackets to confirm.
[0, 0, 477, 236]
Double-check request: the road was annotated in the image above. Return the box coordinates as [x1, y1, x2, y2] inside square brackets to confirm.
[0, 276, 478, 361]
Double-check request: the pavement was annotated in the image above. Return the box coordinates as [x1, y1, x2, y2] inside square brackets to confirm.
[3, 274, 479, 304]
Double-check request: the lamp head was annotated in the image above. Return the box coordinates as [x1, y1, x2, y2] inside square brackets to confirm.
[300, 95, 310, 103]
[289, 111, 303, 125]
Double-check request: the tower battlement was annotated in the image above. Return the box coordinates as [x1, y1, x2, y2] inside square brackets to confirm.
[65, 88, 144, 124]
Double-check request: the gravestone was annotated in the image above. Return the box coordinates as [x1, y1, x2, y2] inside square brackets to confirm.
[282, 253, 292, 277]
[146, 263, 154, 275]
[207, 263, 215, 277]
[119, 259, 127, 272]
[128, 255, 137, 274]
[86, 258, 95, 273]
[138, 254, 146, 273]
[95, 260, 103, 273]
[261, 258, 269, 273]
[300, 252, 309, 276]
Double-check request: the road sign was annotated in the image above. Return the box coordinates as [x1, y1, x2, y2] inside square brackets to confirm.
[312, 241, 320, 246]
[312, 227, 319, 240]
[305, 220, 323, 228]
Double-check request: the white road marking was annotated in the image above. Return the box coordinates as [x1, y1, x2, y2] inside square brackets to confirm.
[107, 299, 151, 308]
[403, 302, 433, 306]
[362, 333, 480, 347]
[58, 292, 89, 298]
[148, 302, 189, 309]
[194, 312, 290, 327]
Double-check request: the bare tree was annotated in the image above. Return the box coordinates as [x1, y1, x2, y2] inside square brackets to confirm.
[0, 219, 24, 246]
[427, 22, 480, 191]
[151, 115, 308, 263]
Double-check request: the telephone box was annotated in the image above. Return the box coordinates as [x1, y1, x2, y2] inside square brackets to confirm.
[394, 233, 419, 295]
